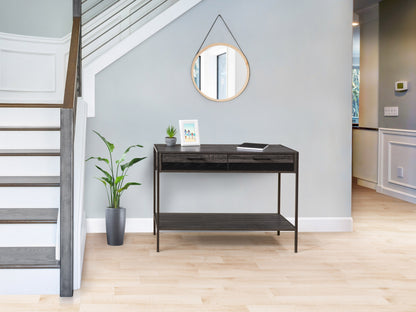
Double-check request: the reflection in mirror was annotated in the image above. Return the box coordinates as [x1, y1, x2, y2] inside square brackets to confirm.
[192, 43, 249, 102]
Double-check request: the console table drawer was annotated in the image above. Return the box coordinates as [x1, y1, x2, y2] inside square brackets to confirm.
[228, 154, 294, 163]
[228, 154, 294, 171]
[161, 154, 227, 171]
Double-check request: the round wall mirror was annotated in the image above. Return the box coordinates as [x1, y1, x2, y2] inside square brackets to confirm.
[191, 43, 250, 102]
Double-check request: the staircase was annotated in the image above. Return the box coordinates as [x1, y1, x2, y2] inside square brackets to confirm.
[81, 0, 181, 63]
[0, 16, 82, 296]
[0, 0, 201, 296]
[0, 108, 61, 294]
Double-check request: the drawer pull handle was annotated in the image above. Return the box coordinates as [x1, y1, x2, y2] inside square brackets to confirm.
[252, 157, 272, 161]
[187, 157, 206, 161]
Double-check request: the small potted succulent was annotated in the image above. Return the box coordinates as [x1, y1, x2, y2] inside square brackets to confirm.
[165, 125, 177, 146]
[87, 130, 146, 246]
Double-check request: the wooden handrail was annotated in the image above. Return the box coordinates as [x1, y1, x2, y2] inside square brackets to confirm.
[63, 17, 81, 109]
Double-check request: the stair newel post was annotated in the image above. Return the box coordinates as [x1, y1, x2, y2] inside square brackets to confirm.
[73, 0, 81, 18]
[60, 108, 74, 297]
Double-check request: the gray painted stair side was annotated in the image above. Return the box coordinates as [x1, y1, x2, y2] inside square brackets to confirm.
[0, 247, 59, 269]
[0, 208, 58, 224]
[0, 127, 60, 131]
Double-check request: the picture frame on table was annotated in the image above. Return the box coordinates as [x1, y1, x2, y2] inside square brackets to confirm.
[179, 120, 200, 146]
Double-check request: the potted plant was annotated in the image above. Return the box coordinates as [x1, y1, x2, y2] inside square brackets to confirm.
[165, 125, 177, 146]
[87, 130, 146, 246]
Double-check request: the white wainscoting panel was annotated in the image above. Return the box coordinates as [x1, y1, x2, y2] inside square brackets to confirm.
[378, 128, 416, 203]
[0, 32, 70, 103]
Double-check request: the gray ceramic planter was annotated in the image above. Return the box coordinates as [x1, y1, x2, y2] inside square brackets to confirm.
[105, 207, 126, 246]
[165, 137, 177, 146]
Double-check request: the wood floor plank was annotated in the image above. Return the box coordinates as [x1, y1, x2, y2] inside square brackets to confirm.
[0, 184, 415, 311]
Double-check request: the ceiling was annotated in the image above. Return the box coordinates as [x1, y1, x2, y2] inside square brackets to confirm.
[354, 0, 382, 11]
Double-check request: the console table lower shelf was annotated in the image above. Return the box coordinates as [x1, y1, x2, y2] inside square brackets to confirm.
[158, 213, 295, 231]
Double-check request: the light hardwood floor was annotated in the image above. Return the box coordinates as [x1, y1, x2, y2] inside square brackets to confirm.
[1, 184, 416, 311]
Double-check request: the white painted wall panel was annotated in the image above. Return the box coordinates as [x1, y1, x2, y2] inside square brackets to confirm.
[0, 32, 69, 103]
[0, 50, 55, 92]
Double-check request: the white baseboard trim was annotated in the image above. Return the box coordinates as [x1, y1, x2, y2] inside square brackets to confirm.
[87, 217, 353, 233]
[356, 178, 377, 190]
[87, 218, 153, 233]
[376, 185, 416, 204]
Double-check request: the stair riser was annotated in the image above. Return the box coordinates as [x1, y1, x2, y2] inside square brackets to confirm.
[0, 269, 59, 295]
[0, 108, 60, 127]
[0, 132, 59, 149]
[0, 156, 60, 176]
[0, 224, 56, 247]
[0, 188, 59, 208]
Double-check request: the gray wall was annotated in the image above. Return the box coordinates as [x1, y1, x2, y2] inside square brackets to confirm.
[379, 0, 416, 130]
[0, 0, 72, 37]
[84, 0, 353, 220]
[359, 5, 379, 128]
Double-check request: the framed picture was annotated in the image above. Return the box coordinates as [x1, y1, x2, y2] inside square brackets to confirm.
[179, 120, 200, 146]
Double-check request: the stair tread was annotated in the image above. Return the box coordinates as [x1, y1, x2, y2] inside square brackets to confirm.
[0, 127, 60, 131]
[0, 247, 59, 268]
[0, 149, 60, 156]
[0, 176, 60, 187]
[0, 103, 63, 108]
[0, 208, 58, 224]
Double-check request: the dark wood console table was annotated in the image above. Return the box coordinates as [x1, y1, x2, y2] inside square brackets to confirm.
[153, 144, 299, 252]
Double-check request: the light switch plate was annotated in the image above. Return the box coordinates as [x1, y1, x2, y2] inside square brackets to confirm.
[397, 167, 404, 178]
[384, 106, 399, 116]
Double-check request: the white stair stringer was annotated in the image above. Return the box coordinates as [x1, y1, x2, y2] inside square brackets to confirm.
[82, 0, 203, 116]
[0, 269, 59, 295]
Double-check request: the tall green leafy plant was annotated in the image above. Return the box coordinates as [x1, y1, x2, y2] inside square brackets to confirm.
[87, 131, 146, 208]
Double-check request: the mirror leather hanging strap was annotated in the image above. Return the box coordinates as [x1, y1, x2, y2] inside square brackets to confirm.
[195, 14, 247, 59]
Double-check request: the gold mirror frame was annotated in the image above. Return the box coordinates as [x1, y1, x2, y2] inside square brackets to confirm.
[191, 43, 250, 102]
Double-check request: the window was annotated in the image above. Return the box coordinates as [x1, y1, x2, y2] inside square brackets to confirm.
[217, 52, 227, 100]
[352, 66, 360, 124]
[193, 56, 201, 90]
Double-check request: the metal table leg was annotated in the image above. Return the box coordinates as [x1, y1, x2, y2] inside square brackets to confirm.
[277, 172, 281, 236]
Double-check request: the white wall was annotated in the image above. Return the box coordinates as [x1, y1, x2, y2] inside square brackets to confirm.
[0, 0, 71, 38]
[84, 0, 353, 231]
[352, 129, 378, 188]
